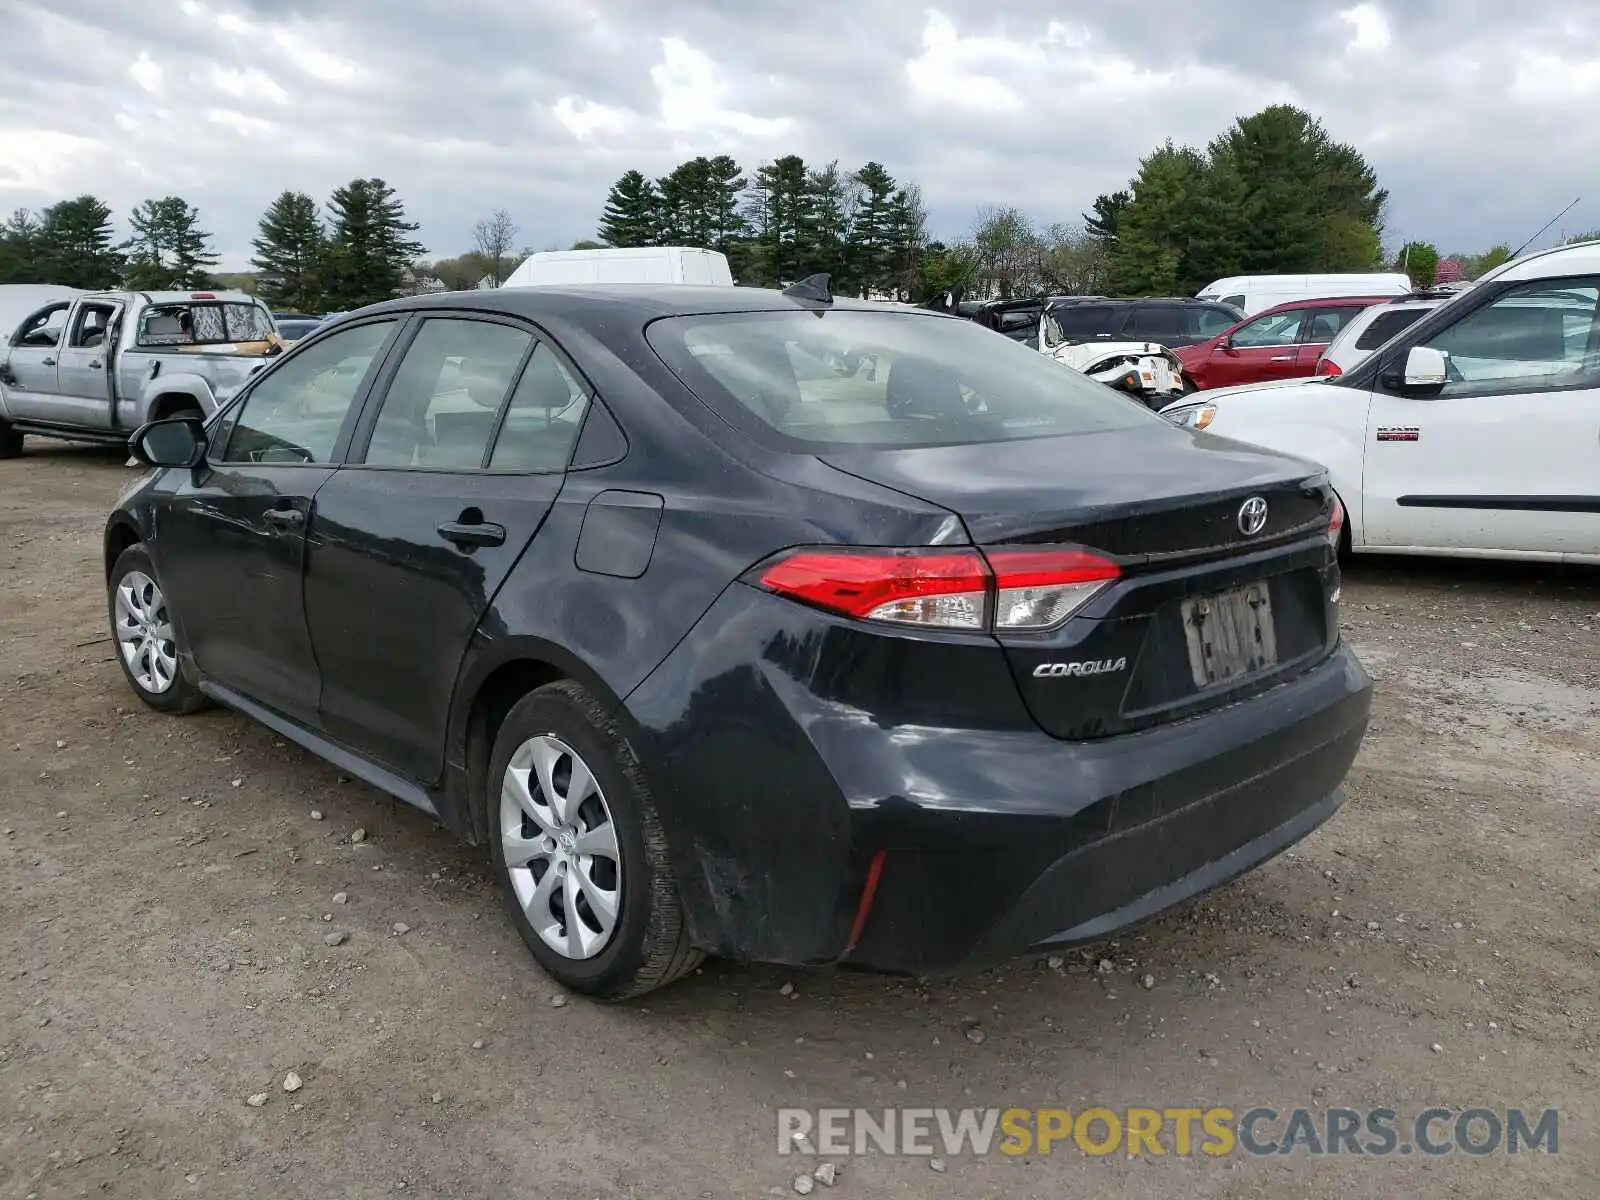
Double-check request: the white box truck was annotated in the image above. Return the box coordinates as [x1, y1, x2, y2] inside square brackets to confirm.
[501, 246, 734, 288]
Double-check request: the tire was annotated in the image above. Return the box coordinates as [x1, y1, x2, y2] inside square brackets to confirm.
[107, 544, 210, 714]
[0, 421, 22, 458]
[488, 680, 702, 999]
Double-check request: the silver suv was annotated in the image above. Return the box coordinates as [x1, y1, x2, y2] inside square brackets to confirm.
[1312, 286, 1472, 378]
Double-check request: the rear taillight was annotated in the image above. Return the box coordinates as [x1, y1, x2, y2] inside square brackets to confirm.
[1315, 357, 1342, 377]
[1327, 495, 1345, 548]
[752, 546, 1121, 632]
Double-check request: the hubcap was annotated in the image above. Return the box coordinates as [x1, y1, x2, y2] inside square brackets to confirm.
[113, 570, 177, 694]
[499, 735, 622, 961]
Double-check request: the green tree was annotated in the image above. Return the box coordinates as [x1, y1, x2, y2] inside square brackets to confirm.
[704, 155, 749, 251]
[571, 239, 606, 250]
[37, 195, 123, 289]
[596, 170, 660, 247]
[0, 209, 45, 284]
[847, 162, 899, 295]
[1321, 213, 1383, 271]
[745, 155, 813, 286]
[1467, 244, 1512, 277]
[1564, 229, 1600, 245]
[884, 184, 929, 299]
[1083, 190, 1130, 244]
[805, 160, 854, 290]
[1395, 241, 1440, 288]
[122, 196, 219, 290]
[1108, 141, 1210, 294]
[323, 178, 425, 310]
[918, 240, 980, 298]
[251, 191, 327, 311]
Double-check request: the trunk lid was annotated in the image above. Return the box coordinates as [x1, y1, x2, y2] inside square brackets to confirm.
[819, 427, 1341, 739]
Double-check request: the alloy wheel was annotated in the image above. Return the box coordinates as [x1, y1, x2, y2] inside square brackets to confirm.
[113, 570, 178, 694]
[499, 734, 623, 960]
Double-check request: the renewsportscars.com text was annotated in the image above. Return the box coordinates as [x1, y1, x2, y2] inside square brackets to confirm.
[778, 1105, 1559, 1158]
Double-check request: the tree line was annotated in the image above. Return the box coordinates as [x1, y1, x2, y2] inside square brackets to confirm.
[0, 179, 430, 314]
[595, 155, 931, 297]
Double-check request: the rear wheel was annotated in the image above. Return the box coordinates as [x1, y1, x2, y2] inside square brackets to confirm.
[0, 420, 22, 458]
[107, 545, 209, 714]
[488, 681, 702, 999]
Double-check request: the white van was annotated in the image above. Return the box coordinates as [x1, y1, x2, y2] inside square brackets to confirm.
[501, 246, 734, 288]
[1196, 273, 1411, 317]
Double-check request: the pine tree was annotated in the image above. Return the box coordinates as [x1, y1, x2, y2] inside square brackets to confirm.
[0, 209, 45, 284]
[885, 184, 928, 299]
[847, 162, 898, 295]
[704, 155, 749, 251]
[596, 170, 660, 247]
[1083, 191, 1130, 244]
[251, 191, 327, 312]
[122, 197, 220, 290]
[749, 155, 812, 286]
[805, 161, 853, 290]
[37, 196, 123, 289]
[323, 178, 425, 310]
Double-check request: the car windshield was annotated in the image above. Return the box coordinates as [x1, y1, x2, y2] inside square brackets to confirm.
[646, 308, 1156, 450]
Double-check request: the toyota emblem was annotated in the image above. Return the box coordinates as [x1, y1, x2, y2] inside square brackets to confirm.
[1237, 496, 1269, 536]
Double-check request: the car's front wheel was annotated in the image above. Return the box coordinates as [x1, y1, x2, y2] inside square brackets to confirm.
[108, 545, 209, 714]
[488, 681, 702, 999]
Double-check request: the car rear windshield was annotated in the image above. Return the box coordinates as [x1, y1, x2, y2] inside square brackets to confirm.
[136, 301, 275, 348]
[1354, 308, 1430, 349]
[646, 309, 1155, 449]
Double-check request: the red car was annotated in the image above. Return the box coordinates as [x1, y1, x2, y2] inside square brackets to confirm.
[1175, 296, 1391, 391]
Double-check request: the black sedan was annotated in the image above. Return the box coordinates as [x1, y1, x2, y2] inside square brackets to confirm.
[104, 279, 1371, 999]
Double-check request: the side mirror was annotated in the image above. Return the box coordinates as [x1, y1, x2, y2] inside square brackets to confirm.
[130, 417, 206, 468]
[1216, 335, 1234, 352]
[1400, 345, 1448, 391]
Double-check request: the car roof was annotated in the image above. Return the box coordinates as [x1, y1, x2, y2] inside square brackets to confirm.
[1251, 295, 1398, 316]
[351, 285, 940, 331]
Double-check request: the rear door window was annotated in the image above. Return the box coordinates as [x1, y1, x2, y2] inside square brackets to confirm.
[1302, 307, 1362, 344]
[1354, 308, 1429, 350]
[1230, 308, 1308, 348]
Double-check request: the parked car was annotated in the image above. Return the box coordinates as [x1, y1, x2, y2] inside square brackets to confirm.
[1175, 296, 1392, 392]
[1158, 239, 1600, 563]
[1040, 297, 1243, 349]
[1042, 338, 1187, 408]
[1312, 290, 1462, 378]
[105, 279, 1370, 999]
[273, 316, 326, 344]
[0, 289, 282, 456]
[1195, 273, 1412, 317]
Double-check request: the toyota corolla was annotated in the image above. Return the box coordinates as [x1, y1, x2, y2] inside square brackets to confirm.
[103, 279, 1372, 999]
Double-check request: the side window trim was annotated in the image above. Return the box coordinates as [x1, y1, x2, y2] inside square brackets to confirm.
[342, 311, 538, 472]
[207, 315, 406, 467]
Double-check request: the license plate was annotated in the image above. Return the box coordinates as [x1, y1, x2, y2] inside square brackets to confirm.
[1182, 582, 1278, 689]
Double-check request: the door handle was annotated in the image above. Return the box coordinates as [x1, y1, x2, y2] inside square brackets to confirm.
[88, 359, 103, 369]
[437, 519, 506, 549]
[42, 356, 56, 366]
[263, 508, 305, 530]
[1270, 355, 1295, 361]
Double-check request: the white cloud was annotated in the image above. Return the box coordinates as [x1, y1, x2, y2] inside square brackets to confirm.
[1338, 3, 1392, 55]
[129, 51, 163, 95]
[208, 66, 291, 106]
[650, 37, 791, 139]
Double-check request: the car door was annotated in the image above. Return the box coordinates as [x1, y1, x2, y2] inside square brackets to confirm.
[303, 314, 590, 782]
[151, 316, 405, 724]
[1360, 276, 1600, 556]
[1293, 305, 1365, 374]
[1208, 306, 1312, 388]
[51, 299, 123, 430]
[1, 301, 72, 420]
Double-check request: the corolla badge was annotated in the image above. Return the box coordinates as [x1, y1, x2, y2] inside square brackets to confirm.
[1237, 496, 1269, 536]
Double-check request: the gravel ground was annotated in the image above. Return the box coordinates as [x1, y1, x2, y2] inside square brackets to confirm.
[2, 442, 1596, 1199]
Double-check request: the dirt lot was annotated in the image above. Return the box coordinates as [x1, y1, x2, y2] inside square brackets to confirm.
[2, 442, 1596, 1200]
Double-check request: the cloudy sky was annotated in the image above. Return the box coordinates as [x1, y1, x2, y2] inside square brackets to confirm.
[1, 0, 1596, 271]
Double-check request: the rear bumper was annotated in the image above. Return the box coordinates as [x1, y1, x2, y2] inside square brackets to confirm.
[623, 586, 1371, 972]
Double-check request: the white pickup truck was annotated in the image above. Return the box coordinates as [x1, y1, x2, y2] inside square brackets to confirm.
[1158, 240, 1600, 565]
[0, 289, 283, 457]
